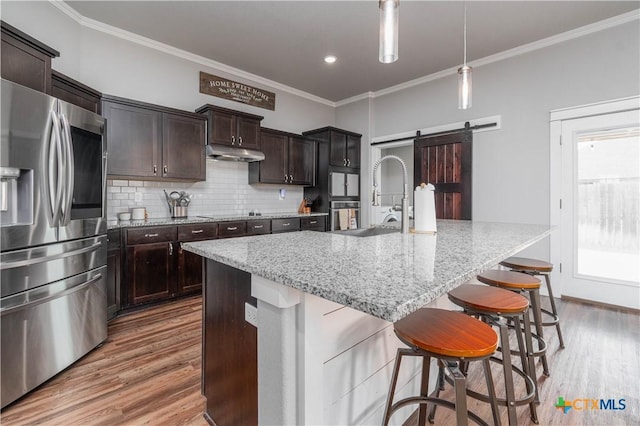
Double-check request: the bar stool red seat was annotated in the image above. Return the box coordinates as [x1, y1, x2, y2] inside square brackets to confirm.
[382, 308, 499, 426]
[499, 257, 565, 349]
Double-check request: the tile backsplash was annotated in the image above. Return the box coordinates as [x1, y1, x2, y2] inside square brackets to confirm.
[106, 160, 304, 220]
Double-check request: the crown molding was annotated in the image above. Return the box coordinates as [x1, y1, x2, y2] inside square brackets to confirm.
[50, 1, 638, 108]
[50, 0, 336, 108]
[351, 9, 640, 104]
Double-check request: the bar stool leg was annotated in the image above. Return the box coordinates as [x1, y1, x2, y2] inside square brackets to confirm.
[383, 349, 405, 426]
[542, 273, 565, 349]
[521, 312, 540, 419]
[418, 355, 431, 426]
[528, 288, 550, 377]
[451, 366, 470, 426]
[481, 358, 501, 426]
[497, 322, 517, 426]
[428, 362, 445, 423]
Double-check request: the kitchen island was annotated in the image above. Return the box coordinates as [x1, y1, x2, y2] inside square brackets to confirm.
[183, 220, 551, 426]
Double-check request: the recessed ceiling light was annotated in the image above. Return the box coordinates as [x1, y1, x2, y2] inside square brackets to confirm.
[324, 55, 337, 64]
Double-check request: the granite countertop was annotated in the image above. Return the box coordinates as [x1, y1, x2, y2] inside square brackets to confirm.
[183, 220, 551, 322]
[107, 212, 328, 230]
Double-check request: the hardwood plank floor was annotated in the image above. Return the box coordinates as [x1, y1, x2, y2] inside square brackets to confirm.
[1, 295, 638, 425]
[1, 296, 207, 426]
[403, 296, 640, 426]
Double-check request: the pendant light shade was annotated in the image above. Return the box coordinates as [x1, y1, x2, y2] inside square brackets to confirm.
[458, 65, 472, 109]
[379, 0, 399, 64]
[458, 4, 472, 109]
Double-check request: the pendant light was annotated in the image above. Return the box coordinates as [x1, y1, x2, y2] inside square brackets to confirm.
[458, 3, 472, 109]
[379, 0, 399, 63]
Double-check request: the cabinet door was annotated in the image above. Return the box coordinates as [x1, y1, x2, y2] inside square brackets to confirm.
[106, 248, 121, 320]
[1, 34, 52, 94]
[346, 134, 361, 168]
[218, 221, 247, 238]
[247, 219, 271, 235]
[209, 110, 234, 146]
[162, 113, 206, 181]
[271, 218, 300, 233]
[177, 248, 204, 295]
[330, 172, 345, 197]
[345, 173, 359, 197]
[288, 137, 315, 186]
[237, 116, 261, 149]
[329, 131, 347, 167]
[127, 241, 175, 305]
[258, 131, 288, 184]
[104, 101, 161, 178]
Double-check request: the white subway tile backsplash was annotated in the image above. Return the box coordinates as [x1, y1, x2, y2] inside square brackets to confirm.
[106, 161, 304, 220]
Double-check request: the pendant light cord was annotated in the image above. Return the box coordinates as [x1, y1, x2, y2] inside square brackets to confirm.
[463, 3, 467, 66]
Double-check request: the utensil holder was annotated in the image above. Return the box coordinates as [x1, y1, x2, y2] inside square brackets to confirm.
[171, 206, 188, 218]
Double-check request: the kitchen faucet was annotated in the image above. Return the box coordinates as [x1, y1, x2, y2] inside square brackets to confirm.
[372, 155, 410, 234]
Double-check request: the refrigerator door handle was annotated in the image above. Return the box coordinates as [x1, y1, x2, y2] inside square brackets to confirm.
[59, 113, 74, 226]
[45, 109, 64, 227]
[0, 241, 102, 270]
[0, 273, 102, 315]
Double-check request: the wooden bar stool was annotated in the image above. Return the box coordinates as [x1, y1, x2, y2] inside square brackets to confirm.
[500, 257, 565, 349]
[477, 270, 550, 378]
[382, 308, 499, 426]
[446, 284, 539, 425]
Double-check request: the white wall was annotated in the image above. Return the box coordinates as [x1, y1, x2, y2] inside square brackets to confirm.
[1, 1, 335, 219]
[337, 19, 640, 261]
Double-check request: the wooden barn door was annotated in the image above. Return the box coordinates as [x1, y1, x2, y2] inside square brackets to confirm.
[413, 128, 472, 219]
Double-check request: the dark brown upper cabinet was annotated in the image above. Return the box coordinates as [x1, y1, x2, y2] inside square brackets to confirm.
[303, 127, 361, 169]
[249, 128, 315, 186]
[1, 20, 59, 94]
[51, 70, 102, 114]
[196, 104, 263, 150]
[103, 95, 206, 182]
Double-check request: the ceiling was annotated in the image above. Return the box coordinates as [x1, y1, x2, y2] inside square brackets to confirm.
[65, 1, 639, 102]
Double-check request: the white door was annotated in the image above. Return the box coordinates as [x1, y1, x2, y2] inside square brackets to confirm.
[560, 110, 640, 309]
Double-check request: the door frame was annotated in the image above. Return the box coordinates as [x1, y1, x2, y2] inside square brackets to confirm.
[549, 96, 640, 301]
[367, 115, 501, 227]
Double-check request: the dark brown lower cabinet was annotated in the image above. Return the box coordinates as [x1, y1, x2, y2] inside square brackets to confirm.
[203, 260, 257, 426]
[106, 229, 121, 320]
[177, 223, 218, 295]
[127, 241, 176, 306]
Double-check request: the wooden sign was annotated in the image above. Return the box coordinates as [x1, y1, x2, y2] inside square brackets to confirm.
[199, 71, 275, 111]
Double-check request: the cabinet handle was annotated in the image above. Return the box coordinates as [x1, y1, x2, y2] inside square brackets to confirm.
[144, 233, 159, 238]
[282, 223, 290, 227]
[284, 175, 288, 183]
[238, 136, 243, 145]
[254, 225, 263, 229]
[310, 221, 317, 224]
[231, 136, 236, 145]
[343, 159, 347, 166]
[163, 165, 168, 174]
[153, 165, 157, 175]
[289, 174, 293, 182]
[191, 229, 204, 234]
[169, 242, 173, 256]
[347, 159, 351, 167]
[227, 226, 238, 231]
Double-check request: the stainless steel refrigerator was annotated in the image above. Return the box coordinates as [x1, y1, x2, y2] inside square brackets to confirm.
[0, 79, 108, 408]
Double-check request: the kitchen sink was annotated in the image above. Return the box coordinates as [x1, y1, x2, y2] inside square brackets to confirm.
[332, 227, 399, 237]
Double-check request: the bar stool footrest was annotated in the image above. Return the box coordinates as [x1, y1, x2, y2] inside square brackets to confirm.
[390, 396, 490, 426]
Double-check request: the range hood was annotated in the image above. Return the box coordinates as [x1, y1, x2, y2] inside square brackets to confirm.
[206, 144, 265, 162]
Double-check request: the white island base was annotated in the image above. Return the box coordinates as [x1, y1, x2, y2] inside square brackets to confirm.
[252, 275, 435, 426]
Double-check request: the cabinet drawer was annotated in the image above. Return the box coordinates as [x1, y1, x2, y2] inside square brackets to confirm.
[247, 219, 271, 235]
[271, 218, 300, 233]
[178, 223, 218, 242]
[127, 226, 177, 245]
[301, 216, 326, 232]
[218, 221, 247, 238]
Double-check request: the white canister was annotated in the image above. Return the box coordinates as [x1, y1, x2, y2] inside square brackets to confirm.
[131, 207, 146, 220]
[413, 184, 437, 233]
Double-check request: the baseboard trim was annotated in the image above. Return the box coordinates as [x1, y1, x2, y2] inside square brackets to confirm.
[561, 295, 640, 314]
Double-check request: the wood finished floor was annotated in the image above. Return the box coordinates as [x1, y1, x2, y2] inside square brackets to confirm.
[1, 296, 207, 426]
[1, 295, 638, 425]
